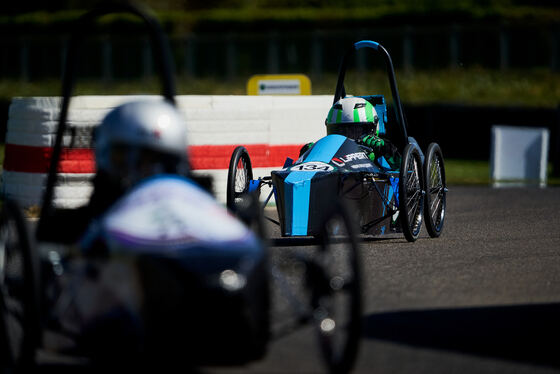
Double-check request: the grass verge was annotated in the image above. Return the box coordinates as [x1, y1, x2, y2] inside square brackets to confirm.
[445, 159, 560, 186]
[1, 68, 560, 108]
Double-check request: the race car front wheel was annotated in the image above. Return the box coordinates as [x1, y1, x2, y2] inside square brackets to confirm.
[423, 143, 447, 238]
[399, 144, 425, 242]
[227, 146, 254, 213]
[311, 202, 362, 374]
[0, 199, 41, 372]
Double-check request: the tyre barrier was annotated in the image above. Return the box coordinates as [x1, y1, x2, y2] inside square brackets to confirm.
[2, 95, 331, 208]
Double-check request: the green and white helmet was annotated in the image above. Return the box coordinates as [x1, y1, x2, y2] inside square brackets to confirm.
[325, 97, 379, 140]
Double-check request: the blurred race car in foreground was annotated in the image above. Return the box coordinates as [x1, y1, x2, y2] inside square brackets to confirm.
[0, 3, 362, 374]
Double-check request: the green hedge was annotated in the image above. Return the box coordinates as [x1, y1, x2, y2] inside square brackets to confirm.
[2, 2, 559, 34]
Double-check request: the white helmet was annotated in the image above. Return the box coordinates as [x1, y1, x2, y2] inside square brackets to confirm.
[325, 97, 379, 140]
[95, 100, 189, 187]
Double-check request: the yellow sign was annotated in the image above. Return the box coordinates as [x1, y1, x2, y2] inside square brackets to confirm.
[247, 74, 311, 95]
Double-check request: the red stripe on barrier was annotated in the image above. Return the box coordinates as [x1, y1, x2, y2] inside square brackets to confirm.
[3, 144, 95, 173]
[3, 143, 304, 173]
[189, 144, 302, 169]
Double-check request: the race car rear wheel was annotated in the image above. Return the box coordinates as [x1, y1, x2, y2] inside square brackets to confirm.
[227, 146, 254, 213]
[399, 144, 425, 242]
[311, 202, 362, 374]
[0, 199, 40, 372]
[423, 143, 447, 238]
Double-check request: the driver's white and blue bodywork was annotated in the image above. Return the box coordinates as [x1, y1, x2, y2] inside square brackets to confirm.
[83, 175, 259, 257]
[71, 175, 269, 364]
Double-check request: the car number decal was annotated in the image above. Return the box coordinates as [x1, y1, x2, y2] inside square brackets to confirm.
[289, 161, 334, 172]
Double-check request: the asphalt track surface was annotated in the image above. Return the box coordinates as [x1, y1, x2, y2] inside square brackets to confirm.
[36, 186, 560, 373]
[207, 186, 560, 374]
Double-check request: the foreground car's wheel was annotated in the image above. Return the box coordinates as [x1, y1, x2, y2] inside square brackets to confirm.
[311, 202, 362, 374]
[423, 143, 447, 238]
[399, 144, 425, 242]
[227, 146, 254, 213]
[0, 200, 40, 372]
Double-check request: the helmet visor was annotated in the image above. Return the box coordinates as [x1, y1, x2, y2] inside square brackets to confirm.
[109, 142, 186, 186]
[326, 123, 375, 140]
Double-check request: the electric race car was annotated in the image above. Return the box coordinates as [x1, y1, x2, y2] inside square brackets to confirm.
[0, 4, 362, 373]
[227, 40, 447, 242]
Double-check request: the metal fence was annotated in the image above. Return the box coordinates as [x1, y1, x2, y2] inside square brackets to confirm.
[1, 23, 559, 82]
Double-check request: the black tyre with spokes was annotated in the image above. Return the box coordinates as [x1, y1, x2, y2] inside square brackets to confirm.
[226, 146, 254, 213]
[423, 143, 447, 238]
[399, 144, 425, 242]
[310, 202, 362, 374]
[0, 199, 41, 372]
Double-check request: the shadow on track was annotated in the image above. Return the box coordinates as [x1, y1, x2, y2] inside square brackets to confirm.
[269, 235, 400, 247]
[37, 358, 201, 373]
[363, 303, 560, 368]
[360, 236, 403, 243]
[270, 237, 320, 247]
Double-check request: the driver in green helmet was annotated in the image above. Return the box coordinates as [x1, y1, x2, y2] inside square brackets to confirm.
[300, 97, 400, 170]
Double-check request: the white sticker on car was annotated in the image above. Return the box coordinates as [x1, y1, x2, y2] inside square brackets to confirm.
[351, 163, 375, 169]
[289, 161, 334, 172]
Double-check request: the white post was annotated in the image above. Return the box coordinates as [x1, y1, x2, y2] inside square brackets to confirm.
[490, 125, 550, 187]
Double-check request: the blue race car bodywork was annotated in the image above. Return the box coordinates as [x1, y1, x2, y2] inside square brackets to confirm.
[272, 134, 400, 237]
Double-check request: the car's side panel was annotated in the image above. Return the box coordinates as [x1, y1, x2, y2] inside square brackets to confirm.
[284, 171, 314, 235]
[272, 134, 400, 237]
[308, 173, 340, 235]
[279, 135, 347, 236]
[346, 175, 398, 235]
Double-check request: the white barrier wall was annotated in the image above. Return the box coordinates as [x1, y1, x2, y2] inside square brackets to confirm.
[2, 95, 332, 208]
